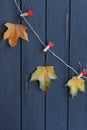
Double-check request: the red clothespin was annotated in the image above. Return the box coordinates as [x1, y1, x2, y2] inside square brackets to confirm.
[78, 69, 87, 78]
[20, 9, 33, 17]
[43, 41, 54, 52]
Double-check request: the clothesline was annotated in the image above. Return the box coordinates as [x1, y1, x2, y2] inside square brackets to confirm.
[13, 0, 87, 79]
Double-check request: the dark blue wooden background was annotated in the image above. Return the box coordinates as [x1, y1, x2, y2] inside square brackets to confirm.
[0, 0, 87, 130]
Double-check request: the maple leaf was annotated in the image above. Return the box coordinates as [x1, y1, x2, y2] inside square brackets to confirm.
[30, 66, 57, 91]
[4, 23, 28, 47]
[66, 76, 85, 97]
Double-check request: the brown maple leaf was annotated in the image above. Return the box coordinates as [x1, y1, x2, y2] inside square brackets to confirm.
[4, 23, 28, 47]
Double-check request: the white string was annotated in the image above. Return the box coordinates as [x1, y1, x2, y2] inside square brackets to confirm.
[13, 0, 87, 79]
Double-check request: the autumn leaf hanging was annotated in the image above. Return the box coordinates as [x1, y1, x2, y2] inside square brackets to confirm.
[66, 69, 87, 97]
[66, 76, 85, 97]
[3, 23, 28, 47]
[30, 66, 57, 91]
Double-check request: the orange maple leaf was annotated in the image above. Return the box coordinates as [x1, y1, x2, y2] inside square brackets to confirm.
[4, 23, 28, 47]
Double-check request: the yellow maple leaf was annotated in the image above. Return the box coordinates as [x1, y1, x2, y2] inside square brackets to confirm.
[4, 23, 28, 47]
[66, 76, 85, 97]
[30, 66, 57, 91]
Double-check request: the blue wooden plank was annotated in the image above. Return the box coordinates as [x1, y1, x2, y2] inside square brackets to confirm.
[21, 1, 45, 130]
[69, 0, 87, 130]
[0, 0, 21, 130]
[46, 0, 68, 130]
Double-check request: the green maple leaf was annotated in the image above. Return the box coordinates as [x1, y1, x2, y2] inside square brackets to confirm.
[30, 66, 57, 91]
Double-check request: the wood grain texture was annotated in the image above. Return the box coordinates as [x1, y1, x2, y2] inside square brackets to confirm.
[0, 0, 21, 130]
[69, 0, 87, 130]
[0, 0, 87, 130]
[46, 0, 69, 130]
[21, 1, 45, 130]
